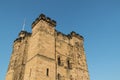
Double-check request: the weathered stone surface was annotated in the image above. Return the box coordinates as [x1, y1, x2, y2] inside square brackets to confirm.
[5, 14, 90, 80]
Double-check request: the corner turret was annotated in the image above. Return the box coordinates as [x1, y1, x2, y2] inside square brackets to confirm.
[19, 30, 28, 38]
[14, 30, 31, 43]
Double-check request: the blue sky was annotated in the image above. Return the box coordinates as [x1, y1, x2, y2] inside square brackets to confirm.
[0, 0, 120, 80]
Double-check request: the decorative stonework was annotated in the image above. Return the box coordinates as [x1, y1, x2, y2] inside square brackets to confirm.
[6, 14, 90, 80]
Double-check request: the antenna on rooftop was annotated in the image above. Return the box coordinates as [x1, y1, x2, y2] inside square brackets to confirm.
[22, 17, 26, 31]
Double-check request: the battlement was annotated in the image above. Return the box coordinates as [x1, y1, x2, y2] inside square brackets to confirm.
[56, 31, 69, 43]
[56, 30, 83, 39]
[19, 30, 31, 38]
[70, 31, 84, 40]
[56, 30, 84, 44]
[14, 30, 31, 43]
[32, 14, 56, 29]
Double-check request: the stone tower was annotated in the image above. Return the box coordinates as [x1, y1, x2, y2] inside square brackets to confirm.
[5, 14, 90, 80]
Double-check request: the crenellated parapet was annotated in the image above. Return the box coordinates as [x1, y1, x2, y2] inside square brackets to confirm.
[32, 14, 56, 29]
[18, 30, 31, 38]
[70, 31, 84, 40]
[56, 30, 84, 44]
[14, 30, 31, 43]
[56, 31, 70, 43]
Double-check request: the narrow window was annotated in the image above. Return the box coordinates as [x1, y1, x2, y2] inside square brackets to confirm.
[46, 68, 49, 76]
[58, 73, 61, 80]
[58, 56, 61, 66]
[67, 60, 70, 69]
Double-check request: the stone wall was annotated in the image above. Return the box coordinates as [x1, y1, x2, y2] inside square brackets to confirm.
[5, 14, 89, 80]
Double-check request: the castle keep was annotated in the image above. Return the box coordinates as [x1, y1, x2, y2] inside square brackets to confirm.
[6, 14, 90, 80]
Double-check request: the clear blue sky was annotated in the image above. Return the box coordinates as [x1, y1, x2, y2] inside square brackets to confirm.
[0, 0, 120, 80]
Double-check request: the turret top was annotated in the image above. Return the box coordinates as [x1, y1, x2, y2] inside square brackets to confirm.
[18, 30, 28, 38]
[32, 14, 57, 29]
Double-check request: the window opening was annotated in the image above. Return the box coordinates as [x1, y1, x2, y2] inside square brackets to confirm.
[58, 73, 61, 80]
[46, 68, 49, 76]
[58, 56, 61, 66]
[67, 60, 70, 69]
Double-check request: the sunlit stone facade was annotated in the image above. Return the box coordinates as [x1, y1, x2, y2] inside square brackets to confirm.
[6, 14, 90, 80]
